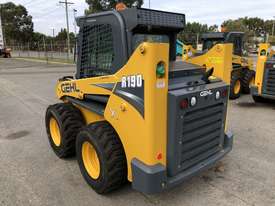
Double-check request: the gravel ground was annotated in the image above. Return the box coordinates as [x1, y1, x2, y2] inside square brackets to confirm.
[0, 58, 275, 206]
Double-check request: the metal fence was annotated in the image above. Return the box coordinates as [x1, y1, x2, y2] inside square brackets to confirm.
[7, 43, 76, 63]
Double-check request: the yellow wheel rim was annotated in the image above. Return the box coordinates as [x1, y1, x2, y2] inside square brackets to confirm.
[82, 141, 100, 179]
[234, 80, 241, 94]
[49, 117, 61, 146]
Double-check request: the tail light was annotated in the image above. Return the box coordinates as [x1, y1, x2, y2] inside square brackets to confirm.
[222, 89, 228, 98]
[266, 63, 273, 68]
[180, 99, 188, 109]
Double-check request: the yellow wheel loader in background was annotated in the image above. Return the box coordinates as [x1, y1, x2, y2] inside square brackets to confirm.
[182, 32, 255, 99]
[45, 7, 233, 194]
[251, 43, 275, 102]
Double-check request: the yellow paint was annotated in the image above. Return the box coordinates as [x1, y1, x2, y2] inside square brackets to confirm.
[82, 141, 101, 179]
[182, 45, 197, 61]
[234, 79, 241, 95]
[56, 43, 169, 181]
[49, 117, 61, 147]
[182, 44, 254, 86]
[75, 105, 105, 124]
[254, 43, 270, 95]
[183, 44, 233, 85]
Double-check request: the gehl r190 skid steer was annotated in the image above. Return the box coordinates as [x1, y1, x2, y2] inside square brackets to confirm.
[182, 32, 255, 100]
[45, 7, 233, 194]
[251, 43, 275, 102]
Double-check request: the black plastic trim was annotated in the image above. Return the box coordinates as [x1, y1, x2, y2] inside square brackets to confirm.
[92, 83, 115, 91]
[65, 96, 106, 116]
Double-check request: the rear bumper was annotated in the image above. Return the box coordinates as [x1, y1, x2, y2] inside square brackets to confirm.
[131, 131, 233, 194]
[251, 86, 275, 100]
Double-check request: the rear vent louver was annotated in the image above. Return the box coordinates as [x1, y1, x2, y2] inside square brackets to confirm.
[179, 103, 224, 171]
[263, 64, 275, 95]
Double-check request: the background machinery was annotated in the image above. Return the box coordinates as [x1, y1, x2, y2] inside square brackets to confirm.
[251, 43, 275, 102]
[0, 47, 11, 58]
[182, 32, 255, 99]
[45, 7, 233, 194]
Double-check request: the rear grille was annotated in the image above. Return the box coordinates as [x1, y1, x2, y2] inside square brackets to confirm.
[179, 103, 224, 171]
[263, 67, 275, 95]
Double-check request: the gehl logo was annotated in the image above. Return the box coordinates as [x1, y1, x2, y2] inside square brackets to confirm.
[200, 90, 213, 97]
[61, 82, 80, 93]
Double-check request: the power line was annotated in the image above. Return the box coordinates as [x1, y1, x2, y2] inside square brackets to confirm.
[59, 0, 74, 61]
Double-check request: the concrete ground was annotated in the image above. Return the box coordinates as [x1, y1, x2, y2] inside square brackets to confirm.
[0, 58, 275, 206]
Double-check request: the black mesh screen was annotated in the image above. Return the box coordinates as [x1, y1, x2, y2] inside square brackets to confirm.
[80, 24, 114, 78]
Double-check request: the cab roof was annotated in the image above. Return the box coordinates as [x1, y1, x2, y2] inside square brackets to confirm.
[77, 8, 185, 33]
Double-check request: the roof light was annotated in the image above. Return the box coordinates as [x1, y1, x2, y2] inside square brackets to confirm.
[116, 2, 127, 11]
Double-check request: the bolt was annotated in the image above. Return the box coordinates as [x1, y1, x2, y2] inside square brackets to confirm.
[120, 103, 126, 112]
[161, 182, 166, 188]
[139, 45, 146, 54]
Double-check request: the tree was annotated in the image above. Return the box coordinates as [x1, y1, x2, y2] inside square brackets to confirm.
[55, 28, 75, 45]
[178, 22, 218, 46]
[222, 17, 274, 44]
[0, 2, 33, 44]
[85, 0, 143, 14]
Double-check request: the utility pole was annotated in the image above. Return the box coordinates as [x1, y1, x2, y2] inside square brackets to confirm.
[52, 28, 55, 38]
[196, 33, 199, 48]
[149, 0, 151, 8]
[73, 9, 77, 36]
[272, 16, 275, 37]
[59, 0, 74, 61]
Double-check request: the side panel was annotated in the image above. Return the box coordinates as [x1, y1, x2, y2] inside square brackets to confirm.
[104, 43, 169, 181]
[75, 105, 105, 124]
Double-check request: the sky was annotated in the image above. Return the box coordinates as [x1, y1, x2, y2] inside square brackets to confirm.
[0, 0, 274, 36]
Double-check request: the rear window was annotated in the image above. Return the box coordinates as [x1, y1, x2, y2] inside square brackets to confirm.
[132, 34, 169, 51]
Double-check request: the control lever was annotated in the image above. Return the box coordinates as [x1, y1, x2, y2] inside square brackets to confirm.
[202, 68, 214, 83]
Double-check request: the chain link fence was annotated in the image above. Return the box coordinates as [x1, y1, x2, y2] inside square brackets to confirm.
[7, 43, 76, 63]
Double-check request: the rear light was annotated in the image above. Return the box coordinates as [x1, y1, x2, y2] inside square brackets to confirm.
[266, 63, 273, 68]
[180, 99, 188, 109]
[215, 91, 221, 100]
[222, 89, 228, 98]
[157, 153, 162, 160]
[190, 97, 197, 107]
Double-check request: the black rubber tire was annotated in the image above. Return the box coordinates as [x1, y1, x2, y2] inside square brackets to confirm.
[252, 95, 269, 103]
[229, 73, 242, 100]
[241, 69, 255, 94]
[76, 121, 127, 194]
[45, 103, 85, 158]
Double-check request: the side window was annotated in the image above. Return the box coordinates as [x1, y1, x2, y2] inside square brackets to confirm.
[80, 24, 114, 78]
